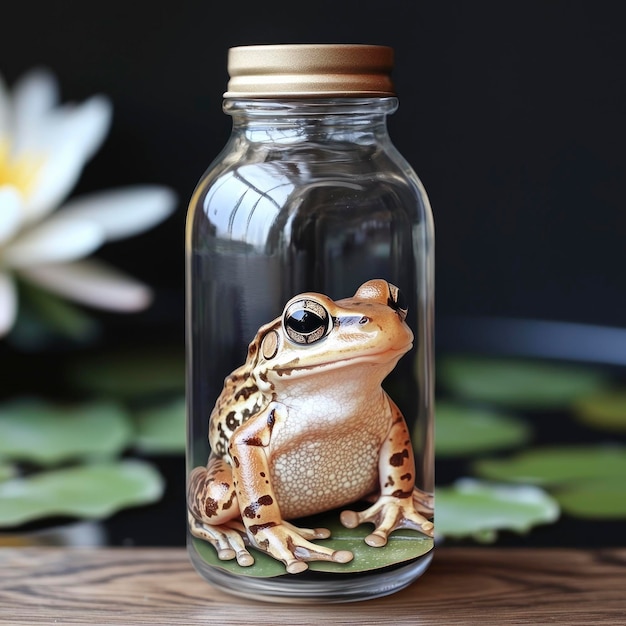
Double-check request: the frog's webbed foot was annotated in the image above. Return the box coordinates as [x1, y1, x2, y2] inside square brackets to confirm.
[188, 513, 255, 567]
[251, 522, 353, 574]
[340, 492, 434, 547]
[413, 487, 434, 517]
[362, 487, 433, 513]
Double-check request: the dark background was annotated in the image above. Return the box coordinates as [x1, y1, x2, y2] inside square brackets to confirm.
[2, 1, 625, 547]
[2, 0, 624, 336]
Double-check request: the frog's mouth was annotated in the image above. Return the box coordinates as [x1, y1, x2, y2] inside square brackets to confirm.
[272, 343, 413, 377]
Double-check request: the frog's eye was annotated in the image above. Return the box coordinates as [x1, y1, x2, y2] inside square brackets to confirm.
[387, 283, 408, 322]
[284, 299, 330, 345]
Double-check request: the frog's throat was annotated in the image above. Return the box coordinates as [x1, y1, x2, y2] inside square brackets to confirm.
[270, 343, 413, 377]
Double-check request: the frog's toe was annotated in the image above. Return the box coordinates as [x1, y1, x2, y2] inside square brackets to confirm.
[413, 488, 434, 516]
[235, 550, 255, 567]
[311, 526, 331, 539]
[332, 550, 353, 564]
[216, 548, 236, 560]
[292, 544, 354, 567]
[218, 542, 255, 566]
[217, 529, 255, 565]
[286, 559, 309, 574]
[364, 531, 388, 548]
[343, 515, 391, 547]
[215, 539, 255, 566]
[284, 549, 353, 572]
[339, 509, 361, 529]
[283, 520, 330, 540]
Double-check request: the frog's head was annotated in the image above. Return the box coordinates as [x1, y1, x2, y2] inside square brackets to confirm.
[252, 279, 414, 386]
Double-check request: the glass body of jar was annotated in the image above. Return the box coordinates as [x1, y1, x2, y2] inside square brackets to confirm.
[186, 95, 435, 603]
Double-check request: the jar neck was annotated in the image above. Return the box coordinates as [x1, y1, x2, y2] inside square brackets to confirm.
[223, 97, 398, 145]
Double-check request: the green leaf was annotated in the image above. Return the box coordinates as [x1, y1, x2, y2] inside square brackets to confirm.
[0, 460, 165, 527]
[473, 445, 626, 486]
[438, 355, 610, 409]
[192, 511, 433, 578]
[0, 463, 16, 483]
[309, 518, 432, 574]
[574, 390, 626, 432]
[66, 347, 184, 398]
[9, 280, 100, 349]
[0, 398, 133, 466]
[554, 479, 626, 519]
[435, 400, 532, 456]
[435, 478, 560, 540]
[134, 397, 186, 454]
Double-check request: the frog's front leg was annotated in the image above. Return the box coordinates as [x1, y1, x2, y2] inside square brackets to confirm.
[231, 402, 353, 574]
[340, 400, 434, 546]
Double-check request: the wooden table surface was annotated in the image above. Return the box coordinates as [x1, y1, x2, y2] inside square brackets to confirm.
[0, 547, 624, 625]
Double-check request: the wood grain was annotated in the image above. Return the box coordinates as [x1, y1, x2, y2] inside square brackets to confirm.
[0, 547, 624, 625]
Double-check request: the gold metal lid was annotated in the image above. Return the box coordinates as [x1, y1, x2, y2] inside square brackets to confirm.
[224, 44, 395, 98]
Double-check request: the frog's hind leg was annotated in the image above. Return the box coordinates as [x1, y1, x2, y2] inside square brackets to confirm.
[187, 455, 254, 566]
[340, 403, 435, 544]
[188, 513, 254, 566]
[187, 455, 239, 525]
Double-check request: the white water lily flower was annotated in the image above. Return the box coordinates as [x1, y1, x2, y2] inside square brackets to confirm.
[0, 68, 177, 337]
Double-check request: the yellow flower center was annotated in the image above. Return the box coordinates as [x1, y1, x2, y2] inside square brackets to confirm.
[0, 139, 42, 197]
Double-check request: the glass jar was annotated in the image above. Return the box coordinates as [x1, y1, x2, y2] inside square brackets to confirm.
[186, 44, 435, 603]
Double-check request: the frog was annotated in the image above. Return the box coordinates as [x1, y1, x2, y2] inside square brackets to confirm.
[187, 278, 434, 574]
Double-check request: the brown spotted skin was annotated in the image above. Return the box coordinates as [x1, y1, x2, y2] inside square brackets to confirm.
[187, 279, 434, 574]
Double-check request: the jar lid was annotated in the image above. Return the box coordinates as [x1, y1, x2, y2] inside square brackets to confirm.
[224, 44, 395, 98]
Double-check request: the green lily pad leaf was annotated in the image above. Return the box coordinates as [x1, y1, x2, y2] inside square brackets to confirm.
[435, 478, 560, 540]
[66, 347, 184, 398]
[0, 460, 165, 527]
[192, 511, 433, 578]
[0, 399, 133, 466]
[134, 397, 186, 454]
[438, 355, 610, 409]
[310, 517, 432, 574]
[553, 479, 626, 519]
[574, 390, 626, 432]
[474, 445, 626, 486]
[435, 401, 532, 456]
[0, 463, 16, 483]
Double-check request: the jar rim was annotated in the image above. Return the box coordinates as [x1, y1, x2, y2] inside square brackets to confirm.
[222, 97, 399, 117]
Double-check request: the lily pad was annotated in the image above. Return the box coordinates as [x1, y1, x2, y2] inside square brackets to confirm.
[435, 401, 531, 456]
[0, 398, 133, 466]
[473, 445, 626, 486]
[0, 460, 164, 527]
[0, 463, 16, 483]
[192, 512, 433, 578]
[66, 348, 184, 398]
[134, 397, 186, 454]
[554, 479, 626, 519]
[438, 355, 610, 409]
[574, 390, 626, 432]
[435, 478, 560, 541]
